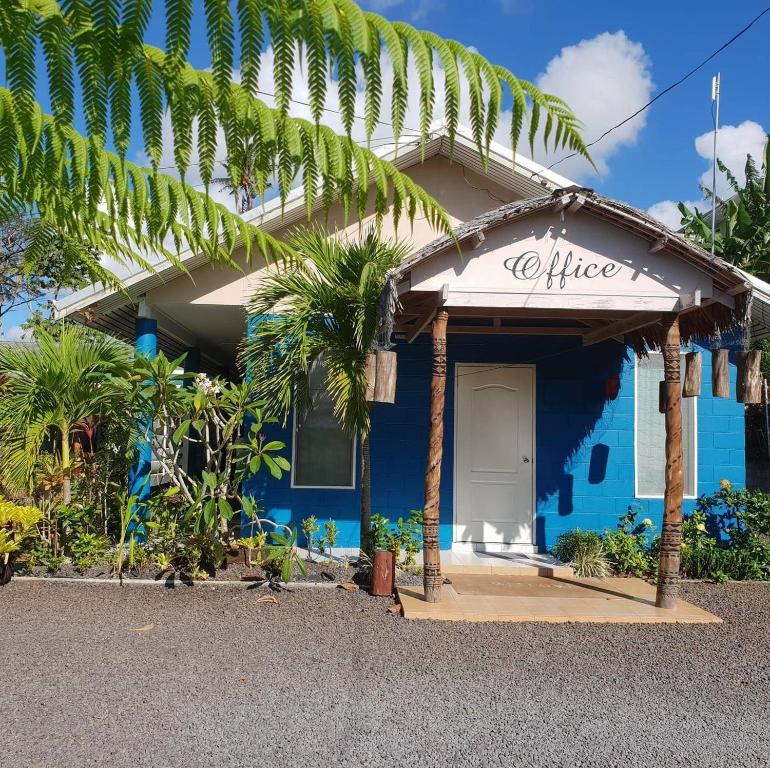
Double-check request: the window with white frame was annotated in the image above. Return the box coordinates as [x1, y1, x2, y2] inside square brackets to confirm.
[292, 363, 355, 488]
[635, 353, 697, 497]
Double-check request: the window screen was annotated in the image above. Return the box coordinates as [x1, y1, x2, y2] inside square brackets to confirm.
[636, 354, 697, 497]
[293, 364, 355, 488]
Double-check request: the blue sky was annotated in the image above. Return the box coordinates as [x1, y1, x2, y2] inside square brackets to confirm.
[3, 0, 770, 337]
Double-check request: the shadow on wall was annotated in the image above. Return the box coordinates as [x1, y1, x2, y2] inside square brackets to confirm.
[535, 341, 630, 539]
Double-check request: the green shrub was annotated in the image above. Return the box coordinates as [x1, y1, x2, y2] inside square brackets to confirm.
[552, 530, 610, 578]
[552, 530, 603, 563]
[68, 531, 109, 572]
[603, 507, 656, 577]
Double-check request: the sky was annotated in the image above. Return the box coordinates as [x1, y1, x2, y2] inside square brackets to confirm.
[3, 0, 770, 339]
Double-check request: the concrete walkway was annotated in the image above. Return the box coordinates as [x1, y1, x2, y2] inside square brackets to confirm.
[398, 573, 722, 623]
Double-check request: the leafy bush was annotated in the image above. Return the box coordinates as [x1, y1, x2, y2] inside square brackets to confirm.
[68, 531, 109, 572]
[603, 507, 656, 577]
[552, 530, 603, 563]
[0, 498, 43, 584]
[553, 530, 610, 577]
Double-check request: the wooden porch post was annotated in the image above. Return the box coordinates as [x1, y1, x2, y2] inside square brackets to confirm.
[422, 310, 448, 603]
[656, 315, 684, 609]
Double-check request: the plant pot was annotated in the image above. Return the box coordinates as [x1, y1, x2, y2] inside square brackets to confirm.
[370, 549, 395, 596]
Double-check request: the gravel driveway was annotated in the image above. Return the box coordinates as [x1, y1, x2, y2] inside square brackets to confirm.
[1, 580, 769, 767]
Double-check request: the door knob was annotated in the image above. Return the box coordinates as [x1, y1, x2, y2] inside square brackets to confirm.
[522, 456, 530, 463]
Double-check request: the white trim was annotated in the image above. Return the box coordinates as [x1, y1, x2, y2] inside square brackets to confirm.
[452, 363, 537, 547]
[289, 406, 357, 491]
[633, 351, 698, 500]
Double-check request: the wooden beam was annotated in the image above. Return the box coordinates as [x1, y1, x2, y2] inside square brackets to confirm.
[677, 289, 702, 313]
[422, 310, 448, 604]
[648, 236, 668, 253]
[447, 325, 585, 336]
[406, 284, 448, 343]
[583, 312, 660, 346]
[656, 315, 684, 610]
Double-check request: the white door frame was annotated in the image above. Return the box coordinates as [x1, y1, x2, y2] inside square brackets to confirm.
[452, 363, 537, 551]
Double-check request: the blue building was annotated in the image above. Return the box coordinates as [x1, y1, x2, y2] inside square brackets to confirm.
[55, 125, 767, 557]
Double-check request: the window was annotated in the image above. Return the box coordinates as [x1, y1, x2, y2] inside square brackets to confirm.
[635, 353, 697, 498]
[292, 364, 356, 488]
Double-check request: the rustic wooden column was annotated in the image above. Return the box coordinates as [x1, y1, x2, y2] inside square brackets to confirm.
[422, 310, 448, 603]
[656, 315, 684, 609]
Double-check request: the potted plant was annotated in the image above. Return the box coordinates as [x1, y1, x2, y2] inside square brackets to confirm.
[369, 514, 396, 596]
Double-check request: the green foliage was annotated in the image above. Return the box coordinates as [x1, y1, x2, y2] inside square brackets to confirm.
[1, 0, 589, 184]
[602, 506, 656, 577]
[395, 510, 423, 569]
[553, 530, 610, 578]
[0, 324, 133, 495]
[132, 353, 289, 539]
[301, 515, 320, 556]
[245, 229, 411, 437]
[262, 528, 308, 583]
[0, 498, 43, 579]
[67, 531, 109, 572]
[369, 510, 423, 568]
[680, 133, 770, 274]
[369, 513, 392, 552]
[552, 529, 603, 564]
[319, 519, 339, 560]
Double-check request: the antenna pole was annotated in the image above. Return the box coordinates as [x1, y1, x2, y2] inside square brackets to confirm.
[711, 73, 721, 257]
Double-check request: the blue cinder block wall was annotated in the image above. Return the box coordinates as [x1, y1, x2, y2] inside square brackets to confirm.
[243, 332, 746, 551]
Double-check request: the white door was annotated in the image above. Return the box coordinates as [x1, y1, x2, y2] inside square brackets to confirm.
[455, 365, 535, 545]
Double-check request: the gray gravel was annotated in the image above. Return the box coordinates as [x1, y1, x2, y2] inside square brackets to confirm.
[1, 580, 769, 768]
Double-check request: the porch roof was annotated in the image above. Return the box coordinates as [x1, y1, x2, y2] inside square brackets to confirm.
[393, 188, 768, 351]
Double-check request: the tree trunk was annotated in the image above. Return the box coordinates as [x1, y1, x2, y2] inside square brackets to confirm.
[359, 428, 372, 557]
[60, 428, 72, 505]
[422, 310, 448, 603]
[656, 316, 684, 609]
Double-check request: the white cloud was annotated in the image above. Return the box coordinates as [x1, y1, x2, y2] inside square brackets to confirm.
[519, 31, 654, 181]
[1, 325, 31, 342]
[695, 120, 767, 198]
[648, 120, 767, 230]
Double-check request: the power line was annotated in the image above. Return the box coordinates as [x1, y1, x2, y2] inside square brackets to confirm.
[545, 6, 770, 172]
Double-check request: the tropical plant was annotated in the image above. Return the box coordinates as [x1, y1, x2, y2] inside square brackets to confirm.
[68, 531, 109, 572]
[602, 506, 656, 577]
[552, 529, 610, 578]
[244, 228, 410, 553]
[395, 509, 423, 569]
[679, 133, 770, 274]
[0, 497, 42, 584]
[213, 139, 268, 214]
[319, 519, 339, 563]
[0, 325, 133, 501]
[261, 527, 308, 583]
[130, 352, 290, 536]
[301, 515, 320, 559]
[0, 213, 94, 330]
[0, 0, 590, 284]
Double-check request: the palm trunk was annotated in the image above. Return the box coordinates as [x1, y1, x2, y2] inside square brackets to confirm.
[60, 428, 72, 505]
[360, 428, 372, 557]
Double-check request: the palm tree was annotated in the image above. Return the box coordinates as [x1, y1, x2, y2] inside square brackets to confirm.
[0, 325, 133, 502]
[0, 0, 589, 277]
[213, 139, 270, 214]
[243, 228, 410, 553]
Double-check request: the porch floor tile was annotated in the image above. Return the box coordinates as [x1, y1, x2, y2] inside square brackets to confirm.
[397, 574, 722, 624]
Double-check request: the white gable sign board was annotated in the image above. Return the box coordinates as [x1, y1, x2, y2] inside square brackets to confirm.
[408, 211, 716, 312]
